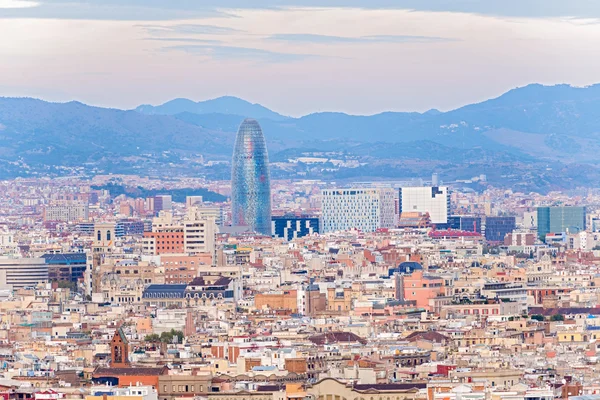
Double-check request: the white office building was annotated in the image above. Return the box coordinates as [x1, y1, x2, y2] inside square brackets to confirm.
[0, 257, 48, 289]
[321, 188, 396, 233]
[399, 186, 450, 224]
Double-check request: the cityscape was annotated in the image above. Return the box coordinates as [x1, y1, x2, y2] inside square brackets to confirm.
[2, 2, 600, 400]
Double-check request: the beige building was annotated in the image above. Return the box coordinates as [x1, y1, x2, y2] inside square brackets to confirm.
[158, 373, 212, 400]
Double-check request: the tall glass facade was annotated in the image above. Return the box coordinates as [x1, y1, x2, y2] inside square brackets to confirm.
[485, 216, 516, 242]
[231, 119, 272, 235]
[537, 206, 586, 240]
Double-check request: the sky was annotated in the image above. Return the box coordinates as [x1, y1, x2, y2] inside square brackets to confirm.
[1, 0, 600, 116]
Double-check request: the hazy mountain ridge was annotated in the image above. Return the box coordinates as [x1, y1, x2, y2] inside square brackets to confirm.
[135, 96, 288, 121]
[0, 84, 599, 185]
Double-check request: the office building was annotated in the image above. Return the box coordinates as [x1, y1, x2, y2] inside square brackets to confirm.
[447, 215, 482, 233]
[44, 201, 89, 222]
[485, 216, 516, 242]
[272, 214, 320, 240]
[183, 207, 216, 257]
[0, 257, 48, 289]
[153, 195, 172, 213]
[193, 206, 224, 226]
[186, 196, 203, 208]
[231, 119, 272, 235]
[537, 206, 586, 240]
[321, 188, 395, 233]
[42, 253, 87, 283]
[399, 186, 450, 225]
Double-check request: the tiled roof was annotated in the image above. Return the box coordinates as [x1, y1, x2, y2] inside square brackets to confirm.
[308, 332, 367, 345]
[93, 366, 166, 376]
[353, 383, 427, 392]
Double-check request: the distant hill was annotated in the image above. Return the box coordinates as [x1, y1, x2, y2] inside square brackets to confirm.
[0, 97, 233, 166]
[1, 83, 600, 184]
[135, 96, 288, 121]
[92, 183, 227, 203]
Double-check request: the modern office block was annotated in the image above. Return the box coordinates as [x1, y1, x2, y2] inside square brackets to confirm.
[321, 188, 395, 233]
[485, 216, 516, 242]
[537, 206, 586, 240]
[272, 215, 320, 240]
[399, 186, 450, 225]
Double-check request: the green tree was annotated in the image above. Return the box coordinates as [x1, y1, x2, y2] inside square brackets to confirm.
[159, 329, 184, 344]
[531, 314, 545, 322]
[56, 280, 77, 291]
[144, 333, 160, 342]
[550, 314, 565, 321]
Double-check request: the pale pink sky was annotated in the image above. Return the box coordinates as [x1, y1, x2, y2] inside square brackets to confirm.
[1, 1, 600, 116]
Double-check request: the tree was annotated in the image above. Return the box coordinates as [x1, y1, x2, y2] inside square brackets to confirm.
[144, 333, 160, 342]
[159, 329, 184, 344]
[550, 314, 565, 321]
[56, 280, 77, 291]
[531, 314, 545, 322]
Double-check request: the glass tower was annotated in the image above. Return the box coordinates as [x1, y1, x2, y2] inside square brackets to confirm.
[537, 206, 586, 240]
[231, 119, 272, 235]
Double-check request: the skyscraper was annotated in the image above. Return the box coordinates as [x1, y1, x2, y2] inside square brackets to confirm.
[231, 119, 272, 235]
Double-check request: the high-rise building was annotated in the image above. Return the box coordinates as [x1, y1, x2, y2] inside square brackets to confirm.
[485, 216, 516, 242]
[272, 214, 320, 240]
[153, 195, 172, 213]
[321, 188, 395, 233]
[399, 186, 450, 225]
[183, 207, 217, 257]
[231, 119, 272, 235]
[537, 206, 586, 240]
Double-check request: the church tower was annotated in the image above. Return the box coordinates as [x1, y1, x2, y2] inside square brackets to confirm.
[110, 327, 130, 368]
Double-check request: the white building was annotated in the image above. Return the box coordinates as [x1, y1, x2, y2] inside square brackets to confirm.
[399, 186, 450, 224]
[44, 201, 89, 222]
[320, 188, 395, 233]
[183, 207, 217, 256]
[0, 257, 48, 289]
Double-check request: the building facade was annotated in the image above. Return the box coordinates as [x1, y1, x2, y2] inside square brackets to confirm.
[399, 186, 450, 225]
[272, 214, 320, 240]
[44, 201, 89, 222]
[321, 188, 395, 233]
[485, 217, 516, 242]
[231, 119, 272, 236]
[537, 206, 586, 240]
[0, 257, 48, 289]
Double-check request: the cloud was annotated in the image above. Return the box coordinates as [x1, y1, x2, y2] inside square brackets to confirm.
[0, 0, 38, 8]
[3, 0, 600, 20]
[142, 37, 223, 44]
[268, 33, 456, 44]
[162, 44, 319, 63]
[137, 24, 243, 36]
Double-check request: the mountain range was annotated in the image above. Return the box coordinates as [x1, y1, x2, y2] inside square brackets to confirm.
[0, 83, 599, 190]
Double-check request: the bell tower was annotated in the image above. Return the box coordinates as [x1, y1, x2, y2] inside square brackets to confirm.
[110, 327, 130, 368]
